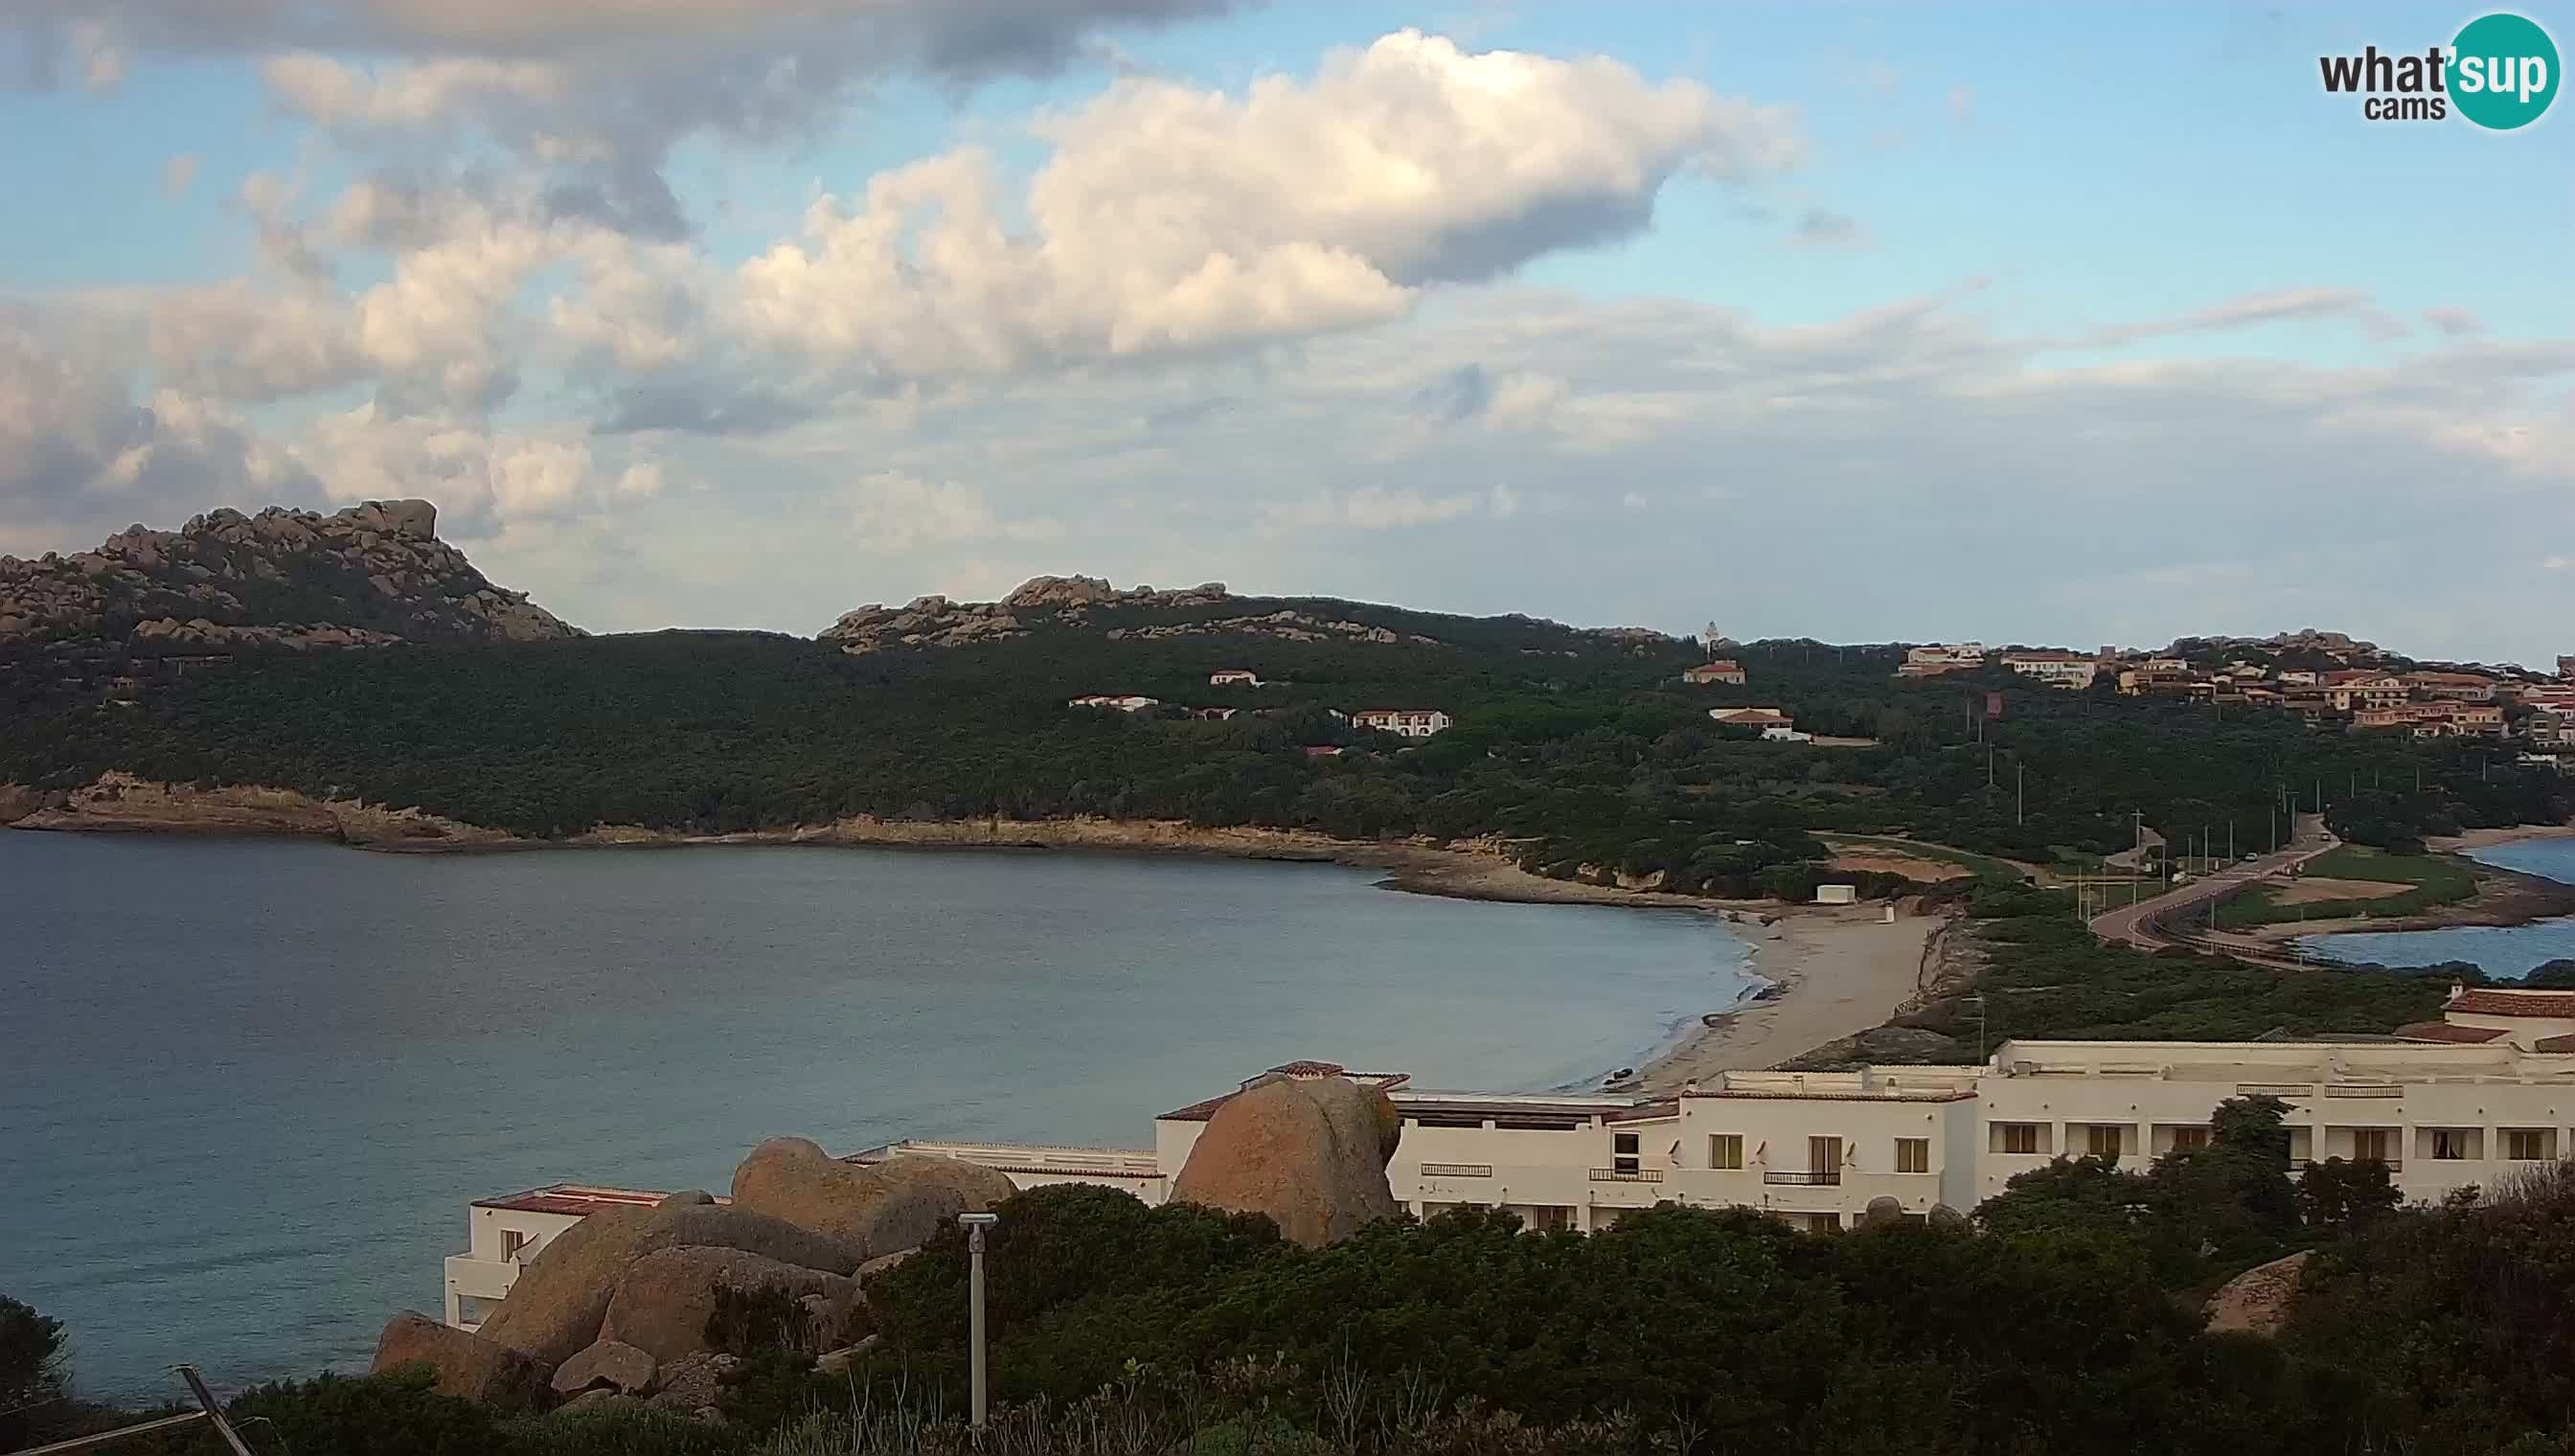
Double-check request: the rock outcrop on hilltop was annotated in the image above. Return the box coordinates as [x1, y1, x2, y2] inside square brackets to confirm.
[1168, 1073, 1402, 1247]
[816, 573, 1466, 653]
[0, 499, 581, 653]
[818, 575, 1230, 652]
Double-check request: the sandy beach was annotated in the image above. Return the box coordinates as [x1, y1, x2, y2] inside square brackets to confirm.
[2429, 822, 2575, 852]
[1638, 906, 1939, 1090]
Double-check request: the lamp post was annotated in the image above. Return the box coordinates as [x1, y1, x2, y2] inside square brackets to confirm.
[959, 1212, 999, 1441]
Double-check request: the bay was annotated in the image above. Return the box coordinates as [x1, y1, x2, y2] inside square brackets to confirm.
[2300, 838, 2575, 976]
[0, 831, 1750, 1403]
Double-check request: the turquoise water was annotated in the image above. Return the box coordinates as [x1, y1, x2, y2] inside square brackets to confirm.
[0, 832, 1751, 1403]
[2301, 838, 2575, 975]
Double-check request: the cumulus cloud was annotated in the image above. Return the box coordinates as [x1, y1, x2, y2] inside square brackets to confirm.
[11, 0, 1239, 239]
[0, 310, 309, 538]
[731, 32, 1800, 376]
[286, 404, 647, 536]
[2424, 306, 2487, 337]
[1790, 207, 1864, 249]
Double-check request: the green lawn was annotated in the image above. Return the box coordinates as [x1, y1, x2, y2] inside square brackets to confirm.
[2212, 844, 2480, 929]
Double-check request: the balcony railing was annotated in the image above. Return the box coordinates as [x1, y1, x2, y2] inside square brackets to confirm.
[2290, 1157, 2401, 1172]
[1418, 1163, 1493, 1178]
[1588, 1168, 1664, 1183]
[1762, 1171, 1844, 1186]
[2325, 1083, 2404, 1099]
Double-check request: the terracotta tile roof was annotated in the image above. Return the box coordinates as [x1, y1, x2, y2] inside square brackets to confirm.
[2447, 988, 2575, 1016]
[2393, 1020, 2509, 1043]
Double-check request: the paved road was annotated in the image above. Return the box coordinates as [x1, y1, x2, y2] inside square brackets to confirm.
[2088, 815, 2336, 950]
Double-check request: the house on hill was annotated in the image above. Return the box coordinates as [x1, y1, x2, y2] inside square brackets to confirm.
[1999, 649, 2101, 690]
[1210, 670, 1262, 687]
[1067, 694, 1160, 713]
[1709, 707, 1810, 741]
[1682, 660, 1746, 686]
[1354, 709, 1451, 738]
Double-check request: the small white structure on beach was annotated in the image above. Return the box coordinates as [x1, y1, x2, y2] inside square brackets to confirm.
[1813, 883, 1857, 905]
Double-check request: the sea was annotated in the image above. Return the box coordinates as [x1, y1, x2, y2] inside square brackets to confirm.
[0, 831, 1755, 1404]
[2300, 838, 2575, 976]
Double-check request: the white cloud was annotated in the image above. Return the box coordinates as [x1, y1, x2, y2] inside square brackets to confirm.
[160, 151, 198, 196]
[732, 31, 1799, 376]
[13, 0, 1239, 239]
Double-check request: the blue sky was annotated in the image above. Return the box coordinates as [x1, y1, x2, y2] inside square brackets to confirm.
[4, 3, 2572, 660]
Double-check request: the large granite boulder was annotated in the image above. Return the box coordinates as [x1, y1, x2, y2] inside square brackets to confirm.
[551, 1338, 657, 1398]
[2203, 1249, 2313, 1338]
[1168, 1075, 1401, 1247]
[600, 1246, 858, 1364]
[729, 1139, 1016, 1257]
[476, 1196, 860, 1367]
[370, 1311, 553, 1411]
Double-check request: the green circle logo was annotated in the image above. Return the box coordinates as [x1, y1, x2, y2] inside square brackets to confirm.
[2451, 12, 2559, 129]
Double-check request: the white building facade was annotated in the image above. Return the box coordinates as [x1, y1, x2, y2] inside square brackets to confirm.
[443, 992, 2575, 1328]
[1353, 710, 1451, 738]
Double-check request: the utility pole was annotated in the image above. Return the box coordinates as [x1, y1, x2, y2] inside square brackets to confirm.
[2017, 761, 2024, 825]
[960, 1212, 999, 1440]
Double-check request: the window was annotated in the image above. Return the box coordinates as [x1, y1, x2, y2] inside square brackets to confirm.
[2507, 1129, 2549, 1161]
[2431, 1128, 2471, 1161]
[1805, 1214, 1840, 1235]
[1997, 1123, 2041, 1155]
[2085, 1125, 2123, 1158]
[1709, 1134, 1744, 1170]
[1528, 1206, 1573, 1234]
[501, 1229, 535, 1262]
[2353, 1128, 2390, 1164]
[1895, 1137, 1929, 1173]
[2169, 1126, 2209, 1153]
[1612, 1131, 1639, 1175]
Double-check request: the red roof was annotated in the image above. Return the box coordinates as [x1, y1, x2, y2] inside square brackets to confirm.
[2393, 1020, 2508, 1043]
[2446, 988, 2575, 1016]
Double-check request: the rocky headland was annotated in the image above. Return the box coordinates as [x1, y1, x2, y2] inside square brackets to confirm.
[0, 498, 580, 654]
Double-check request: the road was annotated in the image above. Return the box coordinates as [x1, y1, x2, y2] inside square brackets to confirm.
[2088, 814, 2336, 950]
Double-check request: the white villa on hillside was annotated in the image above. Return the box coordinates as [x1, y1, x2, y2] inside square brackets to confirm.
[439, 987, 2575, 1327]
[1353, 709, 1451, 738]
[2000, 650, 2102, 690]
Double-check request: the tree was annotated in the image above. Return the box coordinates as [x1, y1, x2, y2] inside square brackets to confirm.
[2147, 1095, 2301, 1271]
[2297, 1156, 2401, 1226]
[0, 1294, 66, 1448]
[1973, 1154, 2153, 1239]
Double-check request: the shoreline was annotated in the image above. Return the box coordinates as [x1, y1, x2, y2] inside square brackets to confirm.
[3, 774, 1950, 1081]
[2237, 847, 2575, 944]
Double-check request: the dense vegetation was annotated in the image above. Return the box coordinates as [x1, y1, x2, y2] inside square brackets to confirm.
[6, 595, 2564, 896]
[24, 1107, 2575, 1456]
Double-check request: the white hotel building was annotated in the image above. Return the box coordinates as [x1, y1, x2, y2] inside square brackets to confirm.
[442, 989, 2575, 1325]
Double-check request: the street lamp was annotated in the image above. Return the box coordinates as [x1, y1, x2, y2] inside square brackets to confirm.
[958, 1212, 999, 1440]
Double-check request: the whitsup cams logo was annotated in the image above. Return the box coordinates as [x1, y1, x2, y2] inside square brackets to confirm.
[2317, 11, 2560, 127]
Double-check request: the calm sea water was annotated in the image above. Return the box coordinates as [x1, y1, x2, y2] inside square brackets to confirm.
[2302, 838, 2575, 975]
[0, 832, 1751, 1403]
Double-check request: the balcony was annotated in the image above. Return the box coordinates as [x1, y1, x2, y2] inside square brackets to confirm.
[1762, 1171, 1844, 1186]
[1418, 1163, 1493, 1178]
[1588, 1168, 1664, 1183]
[2289, 1158, 2401, 1172]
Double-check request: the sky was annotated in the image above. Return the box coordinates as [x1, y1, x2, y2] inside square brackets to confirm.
[3, 2, 2571, 663]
